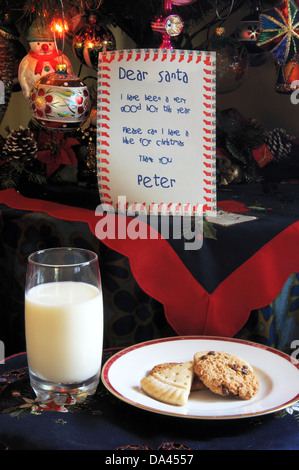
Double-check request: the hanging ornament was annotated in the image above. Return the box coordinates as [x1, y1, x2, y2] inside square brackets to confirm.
[151, 0, 184, 49]
[203, 27, 249, 94]
[238, 13, 261, 43]
[275, 53, 299, 91]
[72, 15, 116, 70]
[236, 11, 268, 66]
[66, 9, 86, 36]
[29, 63, 91, 132]
[257, 0, 299, 66]
[18, 19, 74, 100]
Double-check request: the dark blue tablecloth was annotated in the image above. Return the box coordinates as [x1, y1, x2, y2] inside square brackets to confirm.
[0, 349, 298, 451]
[1, 184, 299, 353]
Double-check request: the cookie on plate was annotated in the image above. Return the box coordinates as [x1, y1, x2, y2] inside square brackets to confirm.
[193, 351, 259, 400]
[140, 361, 194, 406]
[191, 374, 206, 391]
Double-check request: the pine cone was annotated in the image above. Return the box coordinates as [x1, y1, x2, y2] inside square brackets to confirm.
[265, 128, 294, 161]
[2, 126, 37, 163]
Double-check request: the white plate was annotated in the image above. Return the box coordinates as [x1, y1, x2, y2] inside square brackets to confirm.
[101, 336, 299, 420]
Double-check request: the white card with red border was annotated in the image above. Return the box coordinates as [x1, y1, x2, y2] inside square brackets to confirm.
[97, 49, 216, 216]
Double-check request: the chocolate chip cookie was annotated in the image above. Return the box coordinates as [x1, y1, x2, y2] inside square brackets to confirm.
[193, 351, 259, 400]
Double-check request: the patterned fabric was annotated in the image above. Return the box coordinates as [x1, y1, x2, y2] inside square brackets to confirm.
[0, 201, 299, 358]
[0, 350, 298, 450]
[1, 184, 299, 344]
[1, 181, 299, 360]
[236, 273, 299, 354]
[0, 205, 174, 357]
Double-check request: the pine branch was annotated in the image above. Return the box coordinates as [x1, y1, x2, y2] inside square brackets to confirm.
[25, 169, 47, 185]
[0, 160, 23, 189]
[3, 0, 280, 47]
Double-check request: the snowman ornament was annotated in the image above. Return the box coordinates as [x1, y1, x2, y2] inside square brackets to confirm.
[18, 21, 73, 100]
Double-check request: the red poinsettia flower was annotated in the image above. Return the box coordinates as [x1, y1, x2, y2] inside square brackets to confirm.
[36, 131, 79, 176]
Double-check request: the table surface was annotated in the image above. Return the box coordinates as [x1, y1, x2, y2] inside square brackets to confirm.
[1, 184, 299, 344]
[0, 348, 298, 451]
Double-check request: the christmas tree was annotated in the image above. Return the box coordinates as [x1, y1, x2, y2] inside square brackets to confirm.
[0, 0, 297, 191]
[1, 1, 280, 47]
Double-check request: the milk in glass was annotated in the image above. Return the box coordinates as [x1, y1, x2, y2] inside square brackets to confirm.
[25, 281, 103, 384]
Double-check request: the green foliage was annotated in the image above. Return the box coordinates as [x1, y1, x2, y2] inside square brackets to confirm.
[1, 1, 279, 48]
[0, 159, 47, 190]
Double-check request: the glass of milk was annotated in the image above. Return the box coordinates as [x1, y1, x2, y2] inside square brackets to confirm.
[25, 247, 103, 403]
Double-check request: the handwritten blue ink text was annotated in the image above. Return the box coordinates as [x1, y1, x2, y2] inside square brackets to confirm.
[138, 174, 176, 188]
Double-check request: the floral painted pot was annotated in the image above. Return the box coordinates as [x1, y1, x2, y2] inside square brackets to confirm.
[29, 64, 91, 131]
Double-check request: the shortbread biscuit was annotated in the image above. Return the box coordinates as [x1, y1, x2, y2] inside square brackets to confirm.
[194, 351, 259, 400]
[140, 361, 194, 406]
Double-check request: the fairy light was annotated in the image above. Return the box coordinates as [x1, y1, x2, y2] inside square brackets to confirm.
[51, 18, 69, 38]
